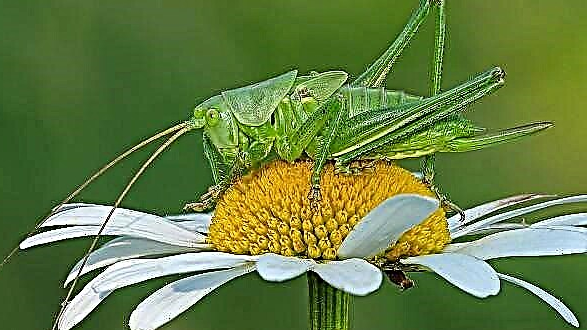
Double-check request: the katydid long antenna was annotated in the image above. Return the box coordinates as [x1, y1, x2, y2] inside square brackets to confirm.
[0, 121, 189, 270]
[51, 124, 193, 330]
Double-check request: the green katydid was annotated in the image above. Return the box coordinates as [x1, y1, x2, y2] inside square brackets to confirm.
[183, 0, 549, 211]
[2, 2, 553, 327]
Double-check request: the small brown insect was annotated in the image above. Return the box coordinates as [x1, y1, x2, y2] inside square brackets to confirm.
[385, 269, 414, 291]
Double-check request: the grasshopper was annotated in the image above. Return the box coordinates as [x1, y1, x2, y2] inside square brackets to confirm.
[2, 1, 553, 326]
[183, 0, 550, 212]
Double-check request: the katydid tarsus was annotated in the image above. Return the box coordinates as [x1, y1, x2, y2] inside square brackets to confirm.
[2, 1, 553, 329]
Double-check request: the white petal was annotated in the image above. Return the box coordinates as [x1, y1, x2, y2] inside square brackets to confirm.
[532, 213, 587, 227]
[402, 253, 499, 298]
[442, 242, 468, 253]
[534, 225, 587, 234]
[452, 195, 587, 239]
[338, 194, 439, 259]
[40, 205, 206, 244]
[57, 252, 255, 330]
[498, 273, 579, 327]
[20, 226, 118, 248]
[464, 223, 528, 236]
[58, 284, 110, 330]
[313, 259, 382, 296]
[447, 194, 546, 230]
[450, 228, 587, 260]
[64, 237, 201, 287]
[165, 213, 212, 233]
[20, 223, 206, 249]
[94, 252, 256, 292]
[44, 205, 166, 227]
[256, 253, 314, 282]
[129, 264, 255, 330]
[50, 203, 99, 214]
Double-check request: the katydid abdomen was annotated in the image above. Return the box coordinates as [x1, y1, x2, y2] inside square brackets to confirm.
[340, 86, 423, 118]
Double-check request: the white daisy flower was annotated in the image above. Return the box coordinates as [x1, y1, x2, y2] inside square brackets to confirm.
[20, 161, 587, 330]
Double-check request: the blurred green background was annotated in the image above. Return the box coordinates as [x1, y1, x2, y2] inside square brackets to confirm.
[1, 1, 587, 329]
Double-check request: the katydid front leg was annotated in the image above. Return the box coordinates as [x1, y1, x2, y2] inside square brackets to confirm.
[185, 139, 275, 212]
[184, 133, 232, 212]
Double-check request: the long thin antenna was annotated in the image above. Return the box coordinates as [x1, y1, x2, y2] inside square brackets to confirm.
[0, 122, 188, 270]
[52, 125, 192, 330]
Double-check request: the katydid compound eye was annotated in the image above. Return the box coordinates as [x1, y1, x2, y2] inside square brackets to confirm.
[206, 108, 220, 126]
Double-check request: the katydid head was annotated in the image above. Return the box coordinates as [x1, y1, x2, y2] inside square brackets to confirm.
[192, 95, 239, 149]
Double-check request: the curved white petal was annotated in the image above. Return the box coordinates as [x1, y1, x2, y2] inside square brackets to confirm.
[94, 252, 256, 292]
[402, 253, 499, 298]
[39, 204, 206, 244]
[498, 273, 579, 327]
[20, 226, 120, 248]
[448, 194, 547, 230]
[58, 284, 110, 330]
[464, 223, 528, 236]
[532, 213, 587, 227]
[533, 225, 587, 234]
[256, 253, 314, 282]
[20, 224, 207, 249]
[44, 205, 166, 227]
[165, 213, 212, 233]
[313, 259, 382, 296]
[129, 264, 255, 330]
[64, 237, 202, 287]
[338, 194, 439, 259]
[452, 195, 587, 239]
[57, 252, 255, 330]
[50, 203, 99, 215]
[450, 228, 587, 260]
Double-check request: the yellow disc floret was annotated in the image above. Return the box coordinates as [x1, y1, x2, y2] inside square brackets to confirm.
[208, 160, 450, 261]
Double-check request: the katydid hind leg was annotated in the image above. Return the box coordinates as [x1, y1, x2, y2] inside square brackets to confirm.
[335, 79, 503, 168]
[352, 0, 433, 88]
[421, 153, 436, 185]
[421, 0, 446, 187]
[421, 0, 466, 220]
[334, 67, 505, 168]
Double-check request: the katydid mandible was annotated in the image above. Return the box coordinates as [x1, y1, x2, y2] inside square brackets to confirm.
[2, 2, 553, 328]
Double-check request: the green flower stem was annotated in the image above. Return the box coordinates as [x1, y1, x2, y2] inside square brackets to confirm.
[307, 272, 352, 330]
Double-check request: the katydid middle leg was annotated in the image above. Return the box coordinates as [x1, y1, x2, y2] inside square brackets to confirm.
[275, 96, 347, 204]
[308, 96, 345, 204]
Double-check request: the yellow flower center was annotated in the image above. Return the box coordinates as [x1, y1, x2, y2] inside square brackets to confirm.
[208, 160, 450, 261]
